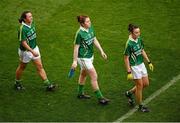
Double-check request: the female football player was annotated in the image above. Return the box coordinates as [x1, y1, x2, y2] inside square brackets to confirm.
[124, 24, 154, 112]
[15, 11, 56, 91]
[71, 15, 110, 105]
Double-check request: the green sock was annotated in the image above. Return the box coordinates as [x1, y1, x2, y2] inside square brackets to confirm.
[128, 91, 133, 98]
[94, 89, 104, 99]
[15, 79, 22, 84]
[128, 91, 133, 95]
[139, 104, 143, 109]
[78, 84, 84, 95]
[44, 79, 51, 86]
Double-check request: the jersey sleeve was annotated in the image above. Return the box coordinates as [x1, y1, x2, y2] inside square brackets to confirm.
[74, 32, 81, 45]
[124, 42, 131, 56]
[19, 26, 27, 42]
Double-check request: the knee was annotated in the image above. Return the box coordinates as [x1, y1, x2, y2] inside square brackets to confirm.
[136, 82, 143, 90]
[143, 82, 149, 88]
[91, 73, 98, 82]
[79, 73, 87, 81]
[19, 64, 26, 70]
[20, 66, 26, 70]
[81, 71, 87, 77]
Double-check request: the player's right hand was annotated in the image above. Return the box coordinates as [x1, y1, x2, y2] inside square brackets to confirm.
[32, 51, 39, 57]
[148, 62, 154, 72]
[71, 61, 77, 70]
[127, 72, 133, 80]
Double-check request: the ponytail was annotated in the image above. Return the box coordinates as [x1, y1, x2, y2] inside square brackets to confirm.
[128, 24, 139, 33]
[18, 11, 31, 23]
[77, 15, 88, 25]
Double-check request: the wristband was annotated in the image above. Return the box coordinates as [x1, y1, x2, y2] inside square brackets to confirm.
[148, 61, 151, 64]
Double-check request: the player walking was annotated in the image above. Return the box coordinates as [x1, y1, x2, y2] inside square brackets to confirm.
[15, 11, 57, 91]
[71, 15, 110, 105]
[124, 24, 154, 112]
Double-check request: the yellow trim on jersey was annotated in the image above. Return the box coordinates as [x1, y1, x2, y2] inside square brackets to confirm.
[19, 25, 23, 41]
[74, 28, 81, 44]
[124, 39, 129, 54]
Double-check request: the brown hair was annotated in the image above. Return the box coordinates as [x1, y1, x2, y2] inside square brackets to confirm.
[18, 11, 31, 23]
[77, 15, 89, 24]
[128, 24, 139, 33]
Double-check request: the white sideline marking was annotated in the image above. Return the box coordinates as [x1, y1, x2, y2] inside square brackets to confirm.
[114, 74, 180, 122]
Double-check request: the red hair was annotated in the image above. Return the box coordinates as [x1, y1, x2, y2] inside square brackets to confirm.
[77, 15, 89, 24]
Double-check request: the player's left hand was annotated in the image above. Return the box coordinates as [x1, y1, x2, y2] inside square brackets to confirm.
[148, 62, 154, 72]
[101, 52, 107, 60]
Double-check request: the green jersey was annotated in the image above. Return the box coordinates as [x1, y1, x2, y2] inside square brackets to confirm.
[18, 21, 37, 51]
[124, 36, 144, 66]
[74, 26, 96, 58]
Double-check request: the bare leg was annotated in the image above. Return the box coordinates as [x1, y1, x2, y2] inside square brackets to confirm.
[78, 69, 87, 85]
[142, 76, 149, 88]
[134, 79, 143, 105]
[86, 67, 99, 91]
[15, 61, 27, 80]
[33, 58, 47, 81]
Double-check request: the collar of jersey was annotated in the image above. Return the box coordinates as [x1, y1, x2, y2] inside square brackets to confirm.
[80, 26, 89, 33]
[129, 35, 138, 43]
[22, 22, 31, 28]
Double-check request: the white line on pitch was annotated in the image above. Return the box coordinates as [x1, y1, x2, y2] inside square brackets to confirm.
[114, 74, 180, 122]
